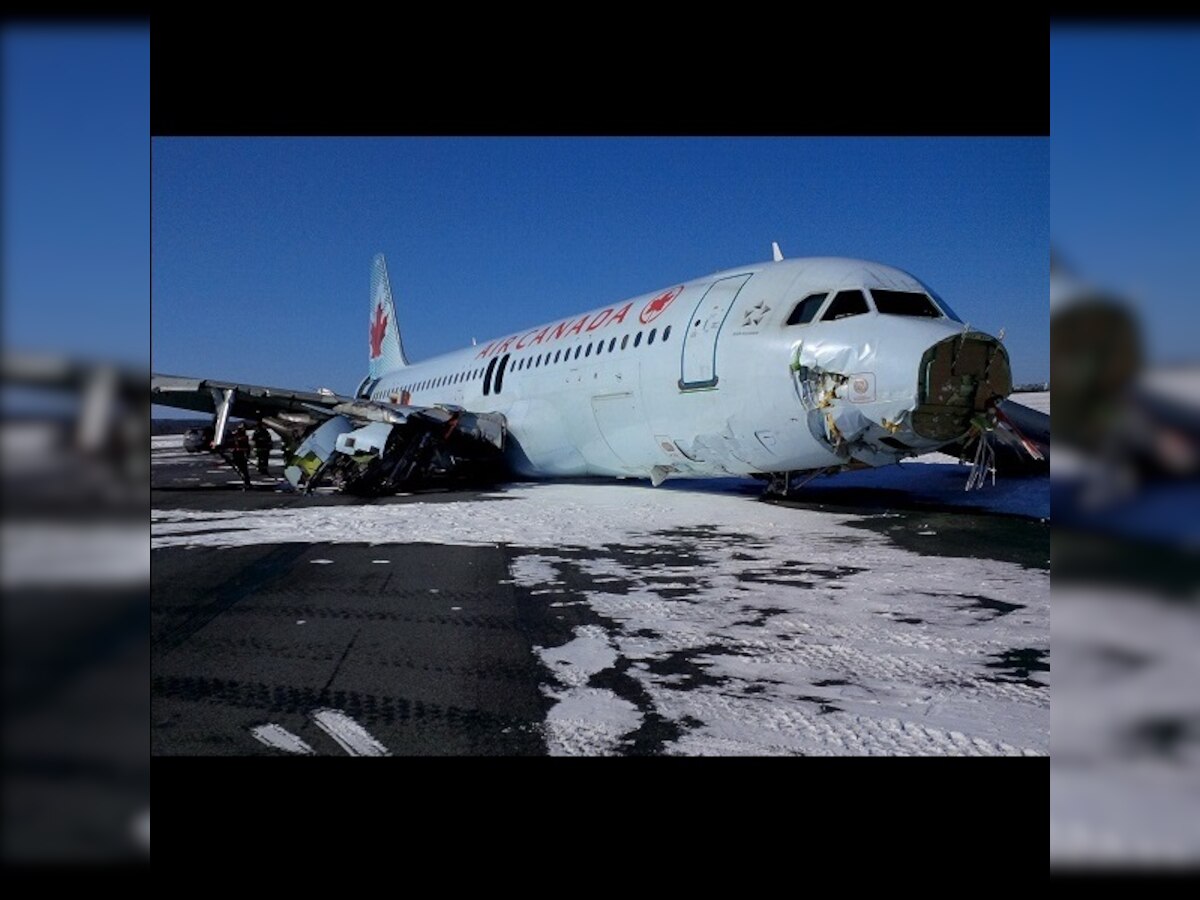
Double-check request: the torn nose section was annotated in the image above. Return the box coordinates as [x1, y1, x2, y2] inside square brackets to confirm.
[912, 332, 1012, 443]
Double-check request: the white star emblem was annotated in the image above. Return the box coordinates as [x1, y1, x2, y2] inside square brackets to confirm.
[742, 301, 770, 327]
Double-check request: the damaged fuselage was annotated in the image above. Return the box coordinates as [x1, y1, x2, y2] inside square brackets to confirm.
[154, 254, 1017, 494]
[358, 256, 1011, 486]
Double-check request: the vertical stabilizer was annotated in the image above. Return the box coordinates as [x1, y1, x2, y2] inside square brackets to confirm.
[368, 253, 408, 379]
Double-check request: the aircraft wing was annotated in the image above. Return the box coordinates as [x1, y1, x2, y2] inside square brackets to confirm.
[151, 373, 506, 494]
[151, 373, 350, 420]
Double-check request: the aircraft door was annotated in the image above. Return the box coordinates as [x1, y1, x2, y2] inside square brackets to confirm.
[679, 274, 753, 390]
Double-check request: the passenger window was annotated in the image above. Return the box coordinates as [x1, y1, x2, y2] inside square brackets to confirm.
[585, 343, 593, 357]
[621, 334, 629, 350]
[820, 290, 869, 321]
[786, 292, 828, 326]
[554, 350, 561, 363]
[634, 332, 642, 348]
[608, 337, 616, 353]
[648, 328, 657, 345]
[662, 325, 671, 342]
[574, 346, 581, 360]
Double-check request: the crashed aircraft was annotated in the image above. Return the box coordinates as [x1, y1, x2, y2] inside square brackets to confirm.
[152, 249, 1044, 495]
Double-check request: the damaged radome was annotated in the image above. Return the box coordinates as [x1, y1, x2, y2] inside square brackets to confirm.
[771, 328, 1039, 493]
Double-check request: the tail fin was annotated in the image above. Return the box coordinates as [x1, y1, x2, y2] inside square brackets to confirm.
[367, 253, 409, 379]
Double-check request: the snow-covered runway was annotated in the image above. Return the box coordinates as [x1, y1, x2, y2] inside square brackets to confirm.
[152, 439, 1049, 756]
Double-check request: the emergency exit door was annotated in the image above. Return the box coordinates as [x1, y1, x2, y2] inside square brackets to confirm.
[678, 274, 753, 390]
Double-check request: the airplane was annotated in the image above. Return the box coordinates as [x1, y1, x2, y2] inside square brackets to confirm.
[151, 247, 1028, 496]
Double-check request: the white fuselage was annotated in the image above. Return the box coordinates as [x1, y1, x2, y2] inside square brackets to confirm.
[361, 257, 986, 480]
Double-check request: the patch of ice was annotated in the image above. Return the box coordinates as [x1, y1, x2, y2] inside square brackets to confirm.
[543, 688, 642, 756]
[536, 625, 641, 755]
[508, 554, 565, 586]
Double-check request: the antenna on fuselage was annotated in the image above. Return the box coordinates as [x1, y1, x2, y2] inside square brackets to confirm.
[772, 241, 784, 262]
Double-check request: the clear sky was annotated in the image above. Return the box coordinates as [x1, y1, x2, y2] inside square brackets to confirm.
[2, 26, 149, 366]
[1051, 27, 1200, 364]
[152, 138, 1049, 396]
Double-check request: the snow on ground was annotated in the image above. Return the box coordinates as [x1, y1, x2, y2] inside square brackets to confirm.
[1010, 390, 1050, 415]
[151, 434, 185, 450]
[153, 480, 1049, 755]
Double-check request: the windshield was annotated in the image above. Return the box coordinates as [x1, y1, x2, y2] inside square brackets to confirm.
[870, 289, 942, 318]
[819, 289, 870, 321]
[923, 286, 964, 322]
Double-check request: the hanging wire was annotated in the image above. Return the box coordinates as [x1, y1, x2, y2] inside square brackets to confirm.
[965, 425, 997, 491]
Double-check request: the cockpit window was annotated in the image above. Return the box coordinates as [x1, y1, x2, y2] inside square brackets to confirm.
[785, 292, 828, 326]
[820, 289, 870, 321]
[925, 287, 963, 322]
[870, 289, 942, 318]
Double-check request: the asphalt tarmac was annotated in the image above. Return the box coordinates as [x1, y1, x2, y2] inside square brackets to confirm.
[151, 429, 1050, 756]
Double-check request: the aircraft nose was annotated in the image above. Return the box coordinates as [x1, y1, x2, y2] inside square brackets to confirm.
[911, 331, 1012, 442]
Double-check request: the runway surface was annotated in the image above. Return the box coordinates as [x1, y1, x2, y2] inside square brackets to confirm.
[151, 410, 1050, 756]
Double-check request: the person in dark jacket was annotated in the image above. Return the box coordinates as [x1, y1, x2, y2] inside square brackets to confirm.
[252, 423, 274, 475]
[219, 423, 252, 489]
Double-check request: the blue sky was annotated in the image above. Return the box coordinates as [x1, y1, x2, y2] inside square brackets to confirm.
[1051, 28, 1200, 363]
[2, 26, 149, 366]
[10, 26, 1199, 418]
[1, 26, 1049, 414]
[152, 137, 1049, 394]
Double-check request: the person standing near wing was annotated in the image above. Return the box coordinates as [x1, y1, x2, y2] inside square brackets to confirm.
[216, 422, 252, 489]
[252, 423, 274, 475]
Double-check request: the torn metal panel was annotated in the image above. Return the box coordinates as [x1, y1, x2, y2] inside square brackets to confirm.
[334, 422, 394, 457]
[311, 408, 509, 496]
[283, 415, 355, 490]
[331, 399, 412, 425]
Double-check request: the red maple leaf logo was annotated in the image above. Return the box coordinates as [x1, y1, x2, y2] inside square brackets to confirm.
[640, 286, 682, 325]
[369, 303, 388, 359]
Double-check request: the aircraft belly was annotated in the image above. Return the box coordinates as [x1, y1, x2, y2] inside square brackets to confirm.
[503, 398, 591, 477]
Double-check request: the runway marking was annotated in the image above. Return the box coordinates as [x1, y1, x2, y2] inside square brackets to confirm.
[310, 559, 334, 565]
[371, 559, 391, 564]
[251, 723, 315, 755]
[312, 708, 391, 757]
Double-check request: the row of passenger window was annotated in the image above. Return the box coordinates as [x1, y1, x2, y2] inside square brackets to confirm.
[510, 324, 672, 373]
[387, 323, 674, 397]
[786, 288, 952, 326]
